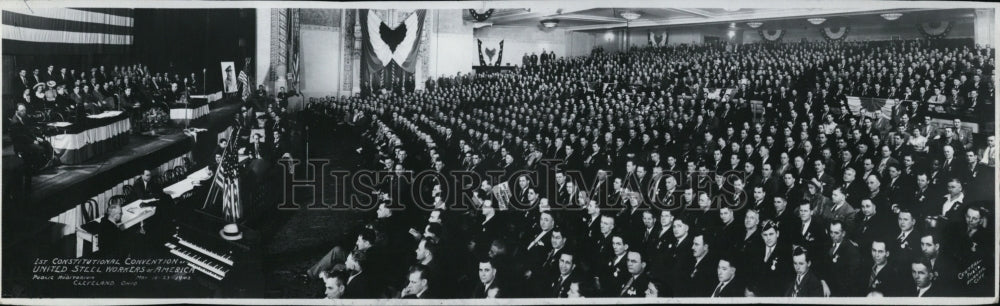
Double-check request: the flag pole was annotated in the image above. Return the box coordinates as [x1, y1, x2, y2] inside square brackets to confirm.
[203, 124, 241, 210]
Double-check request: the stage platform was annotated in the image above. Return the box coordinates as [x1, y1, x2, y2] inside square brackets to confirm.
[5, 98, 243, 220]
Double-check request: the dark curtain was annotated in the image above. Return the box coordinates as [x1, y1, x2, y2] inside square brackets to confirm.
[131, 9, 256, 94]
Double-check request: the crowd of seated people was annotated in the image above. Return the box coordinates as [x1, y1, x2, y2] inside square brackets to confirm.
[302, 38, 994, 299]
[8, 63, 203, 125]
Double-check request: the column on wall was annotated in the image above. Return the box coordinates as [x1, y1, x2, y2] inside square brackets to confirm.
[255, 9, 271, 88]
[270, 8, 289, 91]
[975, 8, 995, 47]
[415, 11, 432, 91]
[353, 10, 362, 94]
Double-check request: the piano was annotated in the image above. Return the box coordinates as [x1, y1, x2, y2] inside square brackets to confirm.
[163, 208, 263, 297]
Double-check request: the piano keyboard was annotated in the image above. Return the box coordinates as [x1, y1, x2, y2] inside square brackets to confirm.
[176, 235, 234, 265]
[165, 241, 231, 281]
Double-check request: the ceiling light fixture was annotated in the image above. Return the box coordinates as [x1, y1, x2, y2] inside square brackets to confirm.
[747, 21, 763, 28]
[540, 19, 560, 28]
[620, 11, 641, 21]
[880, 13, 903, 21]
[807, 17, 826, 25]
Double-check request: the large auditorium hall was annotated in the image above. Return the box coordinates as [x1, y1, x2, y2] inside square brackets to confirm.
[1, 1, 997, 304]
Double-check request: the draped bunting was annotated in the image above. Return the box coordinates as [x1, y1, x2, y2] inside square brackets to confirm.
[496, 40, 504, 67]
[477, 39, 486, 66]
[821, 26, 850, 41]
[647, 30, 668, 47]
[846, 96, 898, 118]
[360, 9, 425, 73]
[477, 39, 504, 66]
[468, 9, 494, 22]
[918, 21, 953, 39]
[2, 7, 133, 55]
[759, 29, 784, 42]
[360, 9, 425, 96]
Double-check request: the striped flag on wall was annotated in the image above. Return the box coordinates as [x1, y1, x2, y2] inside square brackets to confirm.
[2, 7, 133, 55]
[238, 57, 252, 100]
[238, 70, 249, 100]
[222, 174, 241, 222]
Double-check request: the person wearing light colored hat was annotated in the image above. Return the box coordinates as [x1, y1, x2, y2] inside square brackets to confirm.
[44, 80, 58, 102]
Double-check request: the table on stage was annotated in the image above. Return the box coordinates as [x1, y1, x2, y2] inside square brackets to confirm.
[75, 198, 156, 257]
[169, 100, 211, 122]
[163, 167, 213, 199]
[46, 111, 131, 164]
[75, 167, 213, 257]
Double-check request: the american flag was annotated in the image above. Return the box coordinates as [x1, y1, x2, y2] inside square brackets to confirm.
[238, 57, 252, 101]
[220, 127, 243, 222]
[222, 173, 241, 222]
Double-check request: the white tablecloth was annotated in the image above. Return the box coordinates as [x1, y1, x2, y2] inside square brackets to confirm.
[50, 154, 190, 236]
[47, 116, 131, 150]
[163, 167, 212, 199]
[170, 104, 210, 120]
[120, 199, 156, 229]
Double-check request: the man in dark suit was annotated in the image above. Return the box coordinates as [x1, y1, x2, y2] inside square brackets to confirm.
[14, 69, 32, 93]
[750, 221, 793, 296]
[673, 233, 716, 297]
[821, 220, 862, 297]
[784, 247, 824, 297]
[473, 200, 505, 258]
[44, 65, 57, 83]
[470, 258, 501, 298]
[907, 259, 954, 297]
[851, 198, 892, 256]
[892, 209, 922, 264]
[618, 251, 651, 297]
[599, 234, 630, 296]
[909, 173, 940, 217]
[321, 270, 348, 299]
[92, 204, 127, 257]
[709, 255, 746, 297]
[918, 233, 958, 286]
[342, 249, 378, 298]
[790, 202, 828, 254]
[271, 130, 291, 162]
[547, 253, 581, 298]
[133, 169, 163, 200]
[401, 265, 437, 298]
[869, 235, 910, 292]
[716, 207, 742, 255]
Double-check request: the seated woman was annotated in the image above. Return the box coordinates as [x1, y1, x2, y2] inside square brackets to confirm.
[908, 127, 929, 153]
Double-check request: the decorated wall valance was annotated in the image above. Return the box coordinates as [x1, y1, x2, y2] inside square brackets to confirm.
[469, 9, 494, 22]
[477, 39, 504, 66]
[918, 21, 953, 39]
[759, 29, 784, 41]
[648, 30, 668, 47]
[821, 26, 850, 41]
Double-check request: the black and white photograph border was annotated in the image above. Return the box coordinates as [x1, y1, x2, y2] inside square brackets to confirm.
[1, 0, 998, 305]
